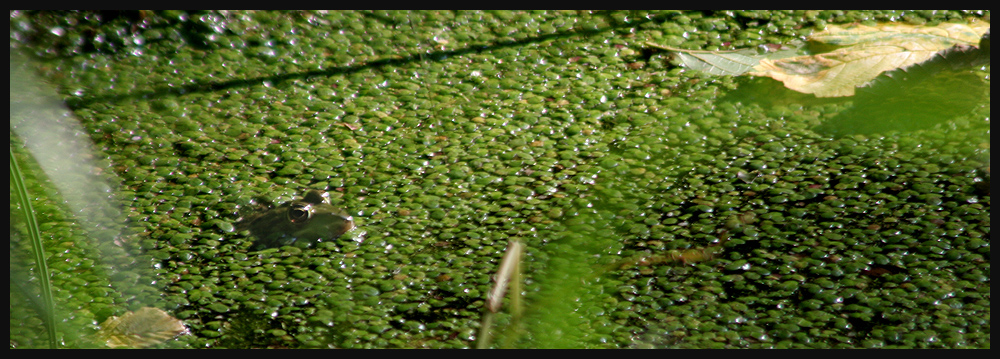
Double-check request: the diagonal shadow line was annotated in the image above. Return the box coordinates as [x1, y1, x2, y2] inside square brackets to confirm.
[65, 11, 669, 110]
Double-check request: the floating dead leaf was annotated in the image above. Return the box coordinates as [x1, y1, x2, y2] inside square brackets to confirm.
[749, 22, 990, 97]
[647, 43, 762, 76]
[95, 307, 188, 348]
[648, 22, 989, 98]
[645, 41, 802, 77]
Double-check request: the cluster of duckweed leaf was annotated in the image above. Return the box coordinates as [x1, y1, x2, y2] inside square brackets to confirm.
[590, 96, 989, 348]
[11, 10, 988, 348]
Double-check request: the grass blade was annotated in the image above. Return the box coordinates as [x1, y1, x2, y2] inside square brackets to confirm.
[10, 147, 58, 348]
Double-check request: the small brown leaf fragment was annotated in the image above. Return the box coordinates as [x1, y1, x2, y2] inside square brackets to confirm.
[95, 307, 188, 348]
[626, 62, 645, 70]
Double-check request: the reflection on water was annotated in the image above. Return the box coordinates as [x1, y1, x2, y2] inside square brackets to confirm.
[725, 30, 990, 138]
[10, 51, 124, 242]
[816, 35, 989, 137]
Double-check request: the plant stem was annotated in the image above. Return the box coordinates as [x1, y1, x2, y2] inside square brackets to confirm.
[11, 147, 58, 349]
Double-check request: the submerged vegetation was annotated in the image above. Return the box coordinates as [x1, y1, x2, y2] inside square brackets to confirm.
[10, 10, 989, 348]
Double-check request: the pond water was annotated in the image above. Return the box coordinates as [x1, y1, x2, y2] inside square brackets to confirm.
[10, 10, 990, 348]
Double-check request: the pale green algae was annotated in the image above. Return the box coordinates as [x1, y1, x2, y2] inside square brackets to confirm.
[9, 10, 989, 348]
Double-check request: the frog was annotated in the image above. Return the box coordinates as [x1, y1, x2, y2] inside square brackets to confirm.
[239, 190, 354, 250]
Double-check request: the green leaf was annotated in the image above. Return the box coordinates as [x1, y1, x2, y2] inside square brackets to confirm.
[11, 147, 58, 349]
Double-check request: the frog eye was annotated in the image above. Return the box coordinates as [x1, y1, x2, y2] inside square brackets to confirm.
[287, 204, 312, 223]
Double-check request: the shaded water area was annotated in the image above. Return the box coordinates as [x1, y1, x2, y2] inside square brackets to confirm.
[10, 10, 989, 348]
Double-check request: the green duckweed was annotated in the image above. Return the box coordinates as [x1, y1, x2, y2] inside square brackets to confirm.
[9, 10, 990, 349]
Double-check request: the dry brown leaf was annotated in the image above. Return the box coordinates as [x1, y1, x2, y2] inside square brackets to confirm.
[750, 22, 990, 97]
[95, 307, 188, 348]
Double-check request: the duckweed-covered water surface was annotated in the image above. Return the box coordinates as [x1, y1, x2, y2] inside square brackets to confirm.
[10, 10, 989, 348]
